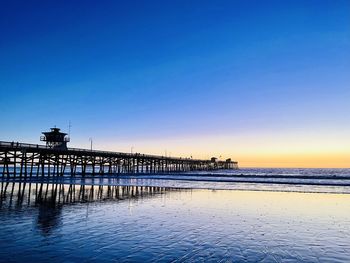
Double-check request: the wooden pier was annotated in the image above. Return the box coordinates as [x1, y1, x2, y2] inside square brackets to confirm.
[0, 141, 238, 178]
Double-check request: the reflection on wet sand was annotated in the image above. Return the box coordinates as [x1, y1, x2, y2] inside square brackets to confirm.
[0, 182, 177, 235]
[1, 182, 350, 262]
[0, 182, 175, 207]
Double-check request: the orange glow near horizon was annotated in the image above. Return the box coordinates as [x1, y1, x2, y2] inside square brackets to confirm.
[233, 152, 350, 168]
[75, 129, 350, 169]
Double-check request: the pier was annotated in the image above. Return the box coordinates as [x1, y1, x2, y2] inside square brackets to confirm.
[0, 128, 238, 178]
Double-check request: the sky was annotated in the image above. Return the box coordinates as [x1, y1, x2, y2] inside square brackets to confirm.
[0, 0, 349, 168]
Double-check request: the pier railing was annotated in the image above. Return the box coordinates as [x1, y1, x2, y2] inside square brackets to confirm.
[0, 141, 201, 161]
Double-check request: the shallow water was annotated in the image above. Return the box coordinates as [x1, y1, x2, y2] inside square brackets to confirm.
[1, 182, 350, 262]
[3, 168, 350, 194]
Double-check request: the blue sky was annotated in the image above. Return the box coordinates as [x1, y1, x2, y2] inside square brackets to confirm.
[0, 1, 349, 166]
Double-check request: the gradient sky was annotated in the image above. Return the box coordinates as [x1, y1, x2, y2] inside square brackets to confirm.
[0, 0, 349, 167]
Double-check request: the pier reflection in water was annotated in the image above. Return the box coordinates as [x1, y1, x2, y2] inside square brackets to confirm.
[0, 182, 173, 236]
[1, 182, 350, 262]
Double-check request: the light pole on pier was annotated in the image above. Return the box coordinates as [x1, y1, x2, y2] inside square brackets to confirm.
[89, 138, 93, 151]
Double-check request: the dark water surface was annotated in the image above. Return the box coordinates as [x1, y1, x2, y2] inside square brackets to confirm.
[1, 181, 350, 262]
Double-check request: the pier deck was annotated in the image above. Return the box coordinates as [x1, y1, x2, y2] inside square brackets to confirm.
[0, 141, 238, 178]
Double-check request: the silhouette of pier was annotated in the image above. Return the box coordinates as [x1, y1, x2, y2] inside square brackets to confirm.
[0, 128, 238, 178]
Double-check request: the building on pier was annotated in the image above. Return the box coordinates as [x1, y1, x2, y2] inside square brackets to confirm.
[40, 127, 70, 150]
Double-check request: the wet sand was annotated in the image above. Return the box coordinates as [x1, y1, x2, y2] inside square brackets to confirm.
[0, 182, 350, 262]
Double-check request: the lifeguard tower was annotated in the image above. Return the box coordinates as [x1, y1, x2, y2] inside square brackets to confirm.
[40, 127, 70, 150]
